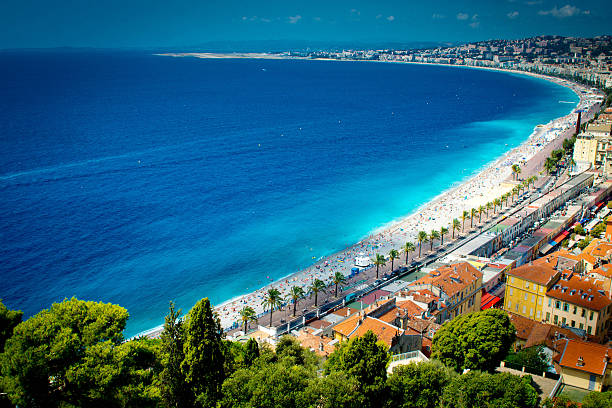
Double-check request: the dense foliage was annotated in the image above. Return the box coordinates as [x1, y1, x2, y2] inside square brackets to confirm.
[440, 371, 538, 408]
[431, 309, 516, 372]
[0, 299, 563, 408]
[505, 345, 551, 374]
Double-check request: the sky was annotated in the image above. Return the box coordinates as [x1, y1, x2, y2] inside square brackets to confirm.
[0, 0, 610, 49]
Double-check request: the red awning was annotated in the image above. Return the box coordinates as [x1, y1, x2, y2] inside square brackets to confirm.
[553, 230, 570, 243]
[481, 292, 501, 310]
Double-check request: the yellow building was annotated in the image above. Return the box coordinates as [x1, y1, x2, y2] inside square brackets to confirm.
[542, 273, 612, 340]
[504, 258, 561, 321]
[554, 339, 612, 392]
[573, 135, 598, 164]
[407, 262, 483, 323]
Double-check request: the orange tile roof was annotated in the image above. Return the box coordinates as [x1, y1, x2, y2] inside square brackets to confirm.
[409, 262, 482, 297]
[591, 264, 612, 279]
[547, 274, 612, 311]
[333, 315, 405, 348]
[507, 312, 589, 349]
[555, 339, 612, 376]
[396, 299, 425, 316]
[295, 327, 336, 357]
[507, 259, 561, 286]
[332, 307, 359, 318]
[583, 239, 612, 259]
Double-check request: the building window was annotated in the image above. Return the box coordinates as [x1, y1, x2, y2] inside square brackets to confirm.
[538, 298, 542, 305]
[511, 277, 514, 284]
[539, 286, 544, 293]
[525, 282, 529, 289]
[582, 309, 586, 317]
[590, 311, 594, 321]
[509, 288, 513, 296]
[562, 317, 567, 325]
[556, 301, 561, 309]
[537, 310, 541, 319]
[580, 323, 584, 329]
[532, 295, 535, 302]
[588, 326, 592, 334]
[573, 306, 577, 314]
[507, 300, 512, 309]
[546, 312, 550, 321]
[554, 315, 558, 324]
[524, 293, 528, 301]
[563, 303, 569, 312]
[522, 305, 526, 314]
[571, 320, 575, 327]
[530, 308, 534, 316]
[548, 298, 552, 307]
[516, 304, 519, 312]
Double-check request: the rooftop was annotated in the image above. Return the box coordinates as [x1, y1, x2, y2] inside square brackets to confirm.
[409, 262, 483, 298]
[554, 338, 612, 376]
[547, 273, 612, 311]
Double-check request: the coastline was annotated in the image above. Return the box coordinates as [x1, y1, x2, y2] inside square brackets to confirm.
[140, 55, 601, 337]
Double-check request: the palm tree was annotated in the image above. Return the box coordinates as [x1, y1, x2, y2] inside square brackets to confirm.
[530, 175, 538, 189]
[502, 192, 509, 207]
[452, 218, 461, 239]
[310, 279, 326, 307]
[470, 208, 477, 228]
[478, 205, 484, 223]
[511, 164, 519, 180]
[486, 202, 492, 218]
[461, 210, 469, 232]
[332, 272, 346, 298]
[498, 195, 504, 210]
[403, 242, 415, 264]
[494, 198, 501, 214]
[372, 253, 386, 279]
[289, 286, 305, 317]
[511, 186, 519, 203]
[440, 226, 448, 245]
[417, 231, 428, 257]
[262, 288, 283, 327]
[544, 157, 556, 174]
[569, 158, 576, 172]
[389, 249, 399, 273]
[240, 306, 257, 333]
[429, 230, 440, 251]
[511, 164, 521, 180]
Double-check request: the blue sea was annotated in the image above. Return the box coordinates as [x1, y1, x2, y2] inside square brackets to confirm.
[0, 51, 578, 336]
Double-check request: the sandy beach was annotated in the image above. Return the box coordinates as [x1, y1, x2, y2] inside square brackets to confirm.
[139, 57, 602, 335]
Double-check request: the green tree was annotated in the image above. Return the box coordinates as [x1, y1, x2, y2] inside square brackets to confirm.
[325, 331, 390, 408]
[440, 371, 538, 408]
[440, 226, 448, 245]
[332, 272, 346, 298]
[386, 361, 455, 408]
[429, 230, 440, 252]
[275, 335, 316, 367]
[403, 242, 415, 264]
[417, 231, 428, 258]
[310, 279, 326, 307]
[0, 298, 132, 408]
[262, 288, 283, 327]
[494, 198, 501, 214]
[239, 306, 257, 334]
[511, 164, 521, 180]
[289, 286, 305, 317]
[0, 300, 22, 353]
[470, 208, 477, 228]
[160, 302, 191, 408]
[486, 201, 492, 218]
[545, 157, 557, 174]
[298, 371, 362, 408]
[504, 345, 550, 373]
[452, 218, 461, 239]
[582, 390, 612, 408]
[541, 395, 579, 408]
[431, 309, 515, 372]
[181, 297, 226, 407]
[373, 253, 386, 279]
[462, 210, 469, 232]
[478, 205, 484, 224]
[220, 359, 312, 408]
[388, 249, 399, 274]
[243, 338, 260, 367]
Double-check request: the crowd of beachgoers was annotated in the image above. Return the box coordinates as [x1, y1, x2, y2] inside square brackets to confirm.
[207, 74, 603, 330]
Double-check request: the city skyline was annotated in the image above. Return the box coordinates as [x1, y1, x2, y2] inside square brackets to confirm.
[0, 0, 611, 49]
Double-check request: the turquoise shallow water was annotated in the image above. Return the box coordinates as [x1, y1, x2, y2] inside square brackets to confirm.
[0, 52, 578, 336]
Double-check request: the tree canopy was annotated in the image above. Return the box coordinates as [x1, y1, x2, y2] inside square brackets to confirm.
[440, 371, 538, 408]
[431, 309, 515, 372]
[386, 361, 455, 408]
